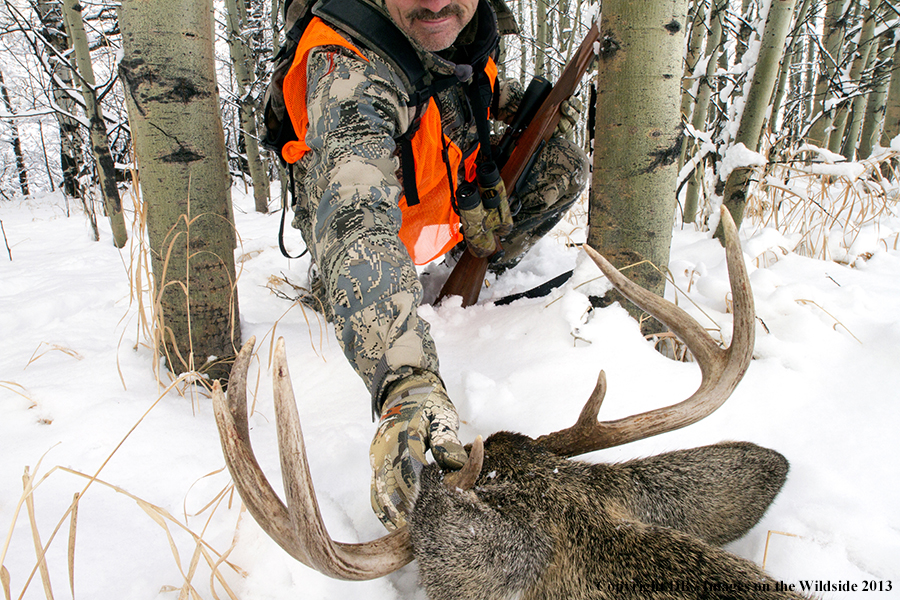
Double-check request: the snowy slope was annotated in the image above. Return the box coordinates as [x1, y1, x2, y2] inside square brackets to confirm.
[1, 187, 898, 599]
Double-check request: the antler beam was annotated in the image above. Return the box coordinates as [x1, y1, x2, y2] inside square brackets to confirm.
[536, 206, 755, 457]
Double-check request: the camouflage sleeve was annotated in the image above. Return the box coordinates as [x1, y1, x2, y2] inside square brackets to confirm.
[495, 76, 524, 124]
[294, 43, 440, 410]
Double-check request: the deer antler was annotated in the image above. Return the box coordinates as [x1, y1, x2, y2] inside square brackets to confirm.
[536, 206, 755, 457]
[212, 206, 752, 579]
[212, 337, 414, 580]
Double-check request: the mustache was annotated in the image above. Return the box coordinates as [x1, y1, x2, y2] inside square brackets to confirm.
[405, 4, 463, 21]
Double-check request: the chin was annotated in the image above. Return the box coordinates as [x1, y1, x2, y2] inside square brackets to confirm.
[412, 26, 461, 52]
[420, 36, 456, 51]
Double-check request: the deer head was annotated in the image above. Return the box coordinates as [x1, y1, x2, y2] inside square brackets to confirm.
[212, 207, 796, 597]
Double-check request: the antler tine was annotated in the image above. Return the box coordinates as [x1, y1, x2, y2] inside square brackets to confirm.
[537, 206, 755, 457]
[442, 436, 485, 491]
[271, 337, 413, 577]
[213, 337, 413, 580]
[213, 337, 301, 554]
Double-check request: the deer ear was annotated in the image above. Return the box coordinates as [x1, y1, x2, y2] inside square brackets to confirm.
[443, 436, 484, 491]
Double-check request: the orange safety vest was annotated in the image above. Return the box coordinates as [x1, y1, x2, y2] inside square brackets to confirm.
[281, 17, 497, 265]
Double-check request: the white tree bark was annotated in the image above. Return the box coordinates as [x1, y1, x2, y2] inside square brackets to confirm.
[588, 0, 688, 331]
[61, 0, 128, 248]
[119, 0, 241, 379]
[224, 0, 272, 213]
[717, 0, 798, 239]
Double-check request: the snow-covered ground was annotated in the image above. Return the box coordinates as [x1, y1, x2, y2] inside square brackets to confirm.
[1, 185, 898, 599]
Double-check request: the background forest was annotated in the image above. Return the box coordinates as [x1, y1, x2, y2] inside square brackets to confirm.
[2, 0, 899, 241]
[1, 0, 899, 598]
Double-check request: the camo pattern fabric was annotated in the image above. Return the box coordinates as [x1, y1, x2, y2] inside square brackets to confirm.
[291, 42, 437, 407]
[369, 372, 467, 529]
[493, 134, 590, 272]
[290, 38, 588, 405]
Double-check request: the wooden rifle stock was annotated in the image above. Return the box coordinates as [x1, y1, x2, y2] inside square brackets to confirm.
[436, 20, 601, 307]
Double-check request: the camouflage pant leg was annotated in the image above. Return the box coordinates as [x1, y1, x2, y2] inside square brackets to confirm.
[492, 135, 589, 272]
[292, 171, 440, 413]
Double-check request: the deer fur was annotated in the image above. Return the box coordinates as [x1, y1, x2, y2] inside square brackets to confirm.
[409, 432, 806, 600]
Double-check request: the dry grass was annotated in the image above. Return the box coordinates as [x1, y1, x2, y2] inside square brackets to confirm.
[25, 344, 84, 369]
[762, 530, 801, 571]
[2, 164, 329, 599]
[794, 298, 862, 344]
[0, 374, 248, 600]
[697, 147, 900, 264]
[0, 382, 34, 409]
[119, 166, 244, 400]
[1, 172, 261, 600]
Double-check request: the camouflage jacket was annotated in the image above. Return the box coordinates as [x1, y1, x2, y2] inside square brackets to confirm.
[289, 0, 522, 412]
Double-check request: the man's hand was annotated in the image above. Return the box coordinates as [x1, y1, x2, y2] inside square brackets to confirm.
[556, 96, 584, 137]
[370, 374, 467, 530]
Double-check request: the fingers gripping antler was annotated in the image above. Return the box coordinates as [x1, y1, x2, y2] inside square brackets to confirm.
[212, 337, 413, 580]
[537, 206, 755, 457]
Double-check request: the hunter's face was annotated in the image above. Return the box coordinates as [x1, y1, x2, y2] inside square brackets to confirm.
[385, 0, 478, 52]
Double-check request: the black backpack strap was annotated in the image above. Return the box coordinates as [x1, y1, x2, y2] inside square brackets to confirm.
[280, 163, 309, 259]
[466, 67, 496, 164]
[399, 134, 420, 206]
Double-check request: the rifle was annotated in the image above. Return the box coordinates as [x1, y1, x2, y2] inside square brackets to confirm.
[435, 20, 601, 307]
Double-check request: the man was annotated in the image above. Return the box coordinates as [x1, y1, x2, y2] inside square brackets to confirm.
[280, 0, 588, 529]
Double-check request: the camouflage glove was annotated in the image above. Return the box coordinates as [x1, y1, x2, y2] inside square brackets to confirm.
[556, 96, 584, 137]
[457, 182, 499, 257]
[370, 373, 467, 530]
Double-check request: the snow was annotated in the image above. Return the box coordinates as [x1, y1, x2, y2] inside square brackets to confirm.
[2, 185, 899, 599]
[718, 142, 767, 182]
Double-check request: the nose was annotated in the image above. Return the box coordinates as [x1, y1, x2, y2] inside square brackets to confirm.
[416, 0, 451, 13]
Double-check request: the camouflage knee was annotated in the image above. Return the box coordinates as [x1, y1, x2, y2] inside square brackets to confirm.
[491, 136, 589, 271]
[515, 135, 589, 214]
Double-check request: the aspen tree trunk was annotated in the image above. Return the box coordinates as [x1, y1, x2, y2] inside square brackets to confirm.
[61, 0, 128, 248]
[858, 34, 896, 159]
[557, 0, 571, 60]
[518, 0, 528, 78]
[839, 0, 882, 160]
[802, 15, 816, 121]
[807, 0, 849, 147]
[588, 0, 688, 332]
[824, 0, 862, 152]
[829, 0, 878, 155]
[683, 0, 726, 224]
[36, 0, 84, 200]
[535, 0, 548, 77]
[734, 0, 756, 68]
[678, 0, 708, 173]
[881, 38, 900, 146]
[716, 0, 797, 240]
[119, 0, 241, 380]
[225, 0, 271, 213]
[0, 69, 29, 196]
[771, 0, 813, 133]
[272, 0, 284, 47]
[567, 0, 585, 63]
